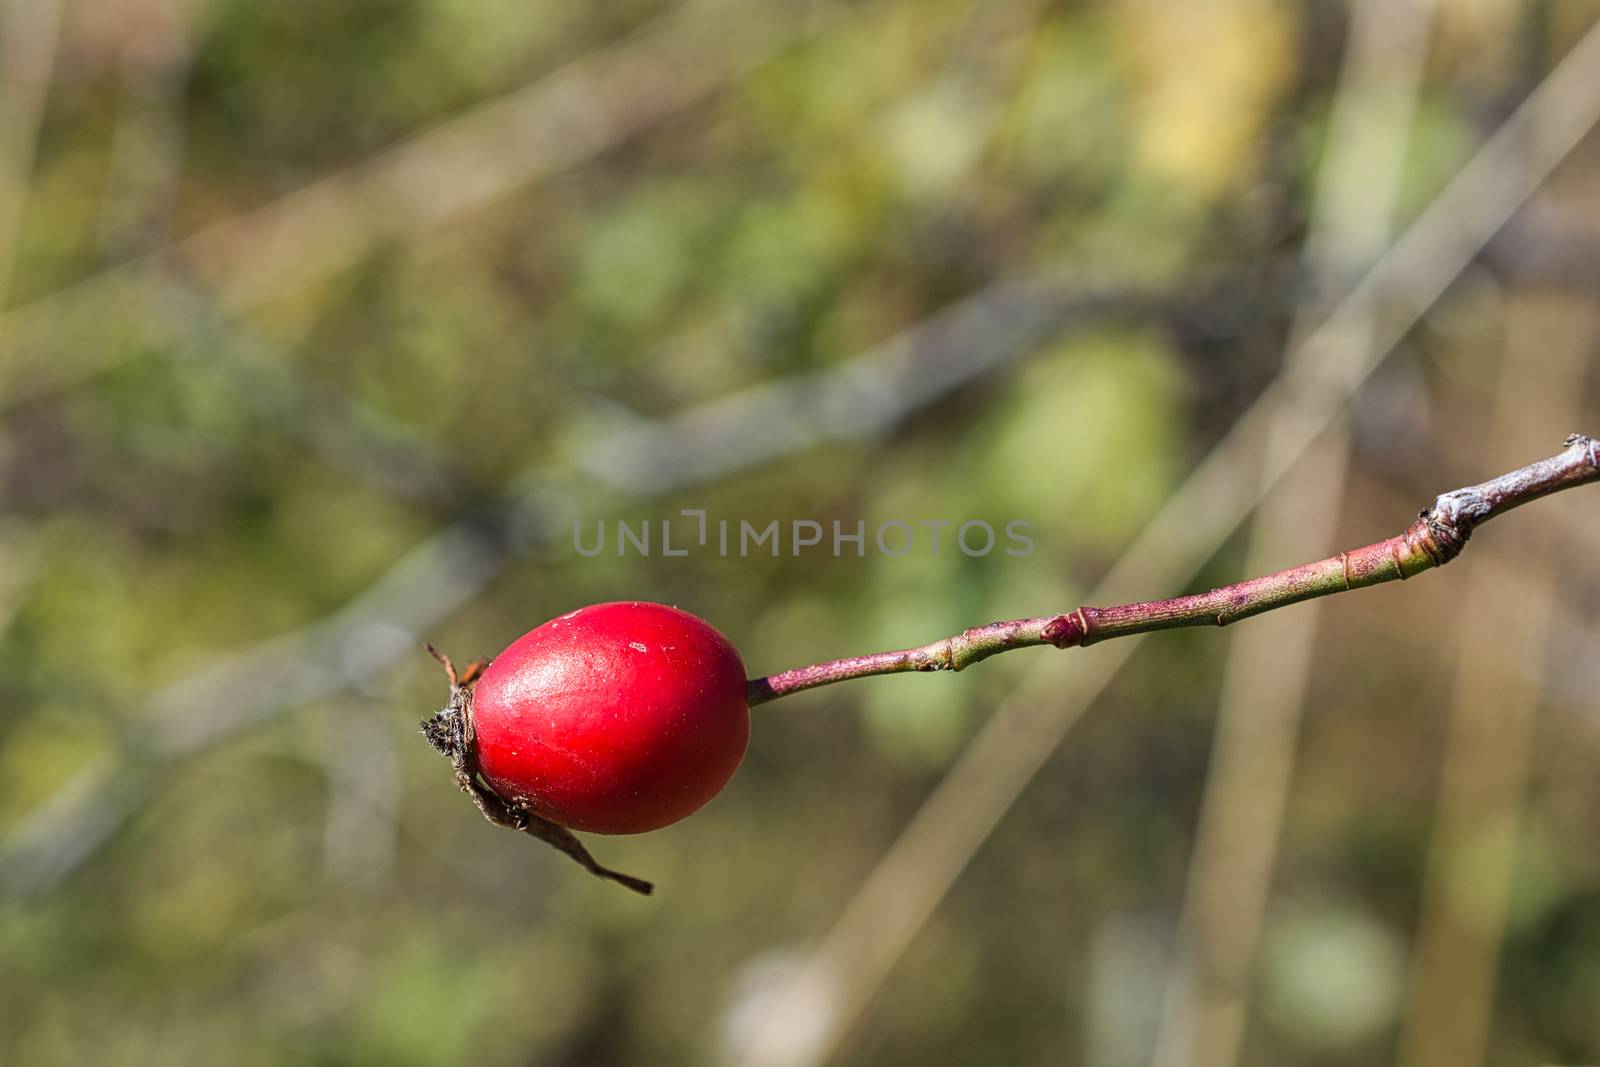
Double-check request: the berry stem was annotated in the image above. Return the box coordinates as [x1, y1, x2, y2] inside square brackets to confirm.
[746, 432, 1600, 706]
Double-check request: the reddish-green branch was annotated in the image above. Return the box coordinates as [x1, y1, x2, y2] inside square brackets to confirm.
[746, 433, 1600, 706]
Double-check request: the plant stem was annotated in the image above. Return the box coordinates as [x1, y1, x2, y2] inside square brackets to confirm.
[745, 433, 1600, 706]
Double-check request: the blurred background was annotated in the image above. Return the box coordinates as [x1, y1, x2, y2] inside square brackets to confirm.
[2, 0, 1599, 1064]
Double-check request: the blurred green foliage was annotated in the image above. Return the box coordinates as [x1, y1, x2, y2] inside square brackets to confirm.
[3, 1, 1600, 1065]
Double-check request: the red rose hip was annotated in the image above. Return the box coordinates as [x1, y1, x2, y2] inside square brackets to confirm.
[468, 601, 750, 835]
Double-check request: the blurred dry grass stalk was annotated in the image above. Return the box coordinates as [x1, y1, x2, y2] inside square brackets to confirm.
[1154, 2, 1434, 1064]
[1399, 179, 1599, 1067]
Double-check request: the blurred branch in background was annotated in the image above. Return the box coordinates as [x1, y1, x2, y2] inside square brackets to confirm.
[568, 266, 1170, 495]
[0, 0, 847, 411]
[89, 0, 468, 506]
[1398, 181, 1598, 1067]
[86, 0, 420, 886]
[725, 13, 1600, 1065]
[0, 257, 1169, 902]
[162, 285, 468, 507]
[1152, 2, 1436, 1064]
[319, 696, 401, 884]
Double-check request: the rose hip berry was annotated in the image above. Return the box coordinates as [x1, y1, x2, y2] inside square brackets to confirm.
[421, 601, 749, 892]
[472, 601, 750, 834]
